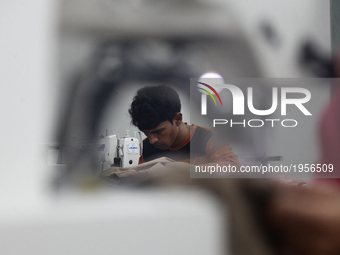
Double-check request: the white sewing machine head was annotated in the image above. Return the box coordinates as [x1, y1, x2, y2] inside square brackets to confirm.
[99, 130, 142, 171]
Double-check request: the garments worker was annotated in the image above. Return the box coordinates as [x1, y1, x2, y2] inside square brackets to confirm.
[128, 85, 240, 168]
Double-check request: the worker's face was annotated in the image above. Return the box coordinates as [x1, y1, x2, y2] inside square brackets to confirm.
[142, 118, 180, 150]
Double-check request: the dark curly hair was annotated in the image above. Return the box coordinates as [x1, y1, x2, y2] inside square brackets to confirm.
[129, 85, 181, 131]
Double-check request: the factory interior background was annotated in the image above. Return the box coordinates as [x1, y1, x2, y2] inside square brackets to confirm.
[0, 0, 339, 254]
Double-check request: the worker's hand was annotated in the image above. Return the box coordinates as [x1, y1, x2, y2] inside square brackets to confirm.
[101, 158, 185, 184]
[268, 182, 340, 255]
[101, 167, 148, 184]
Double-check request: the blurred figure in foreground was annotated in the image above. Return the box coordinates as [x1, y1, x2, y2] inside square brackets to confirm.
[268, 181, 340, 255]
[268, 59, 340, 255]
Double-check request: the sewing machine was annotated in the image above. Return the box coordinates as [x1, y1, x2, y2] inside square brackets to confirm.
[99, 130, 142, 171]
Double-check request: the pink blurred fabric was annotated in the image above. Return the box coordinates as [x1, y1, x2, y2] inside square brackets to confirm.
[318, 60, 340, 183]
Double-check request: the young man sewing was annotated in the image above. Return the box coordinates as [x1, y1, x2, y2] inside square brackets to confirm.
[128, 85, 240, 168]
